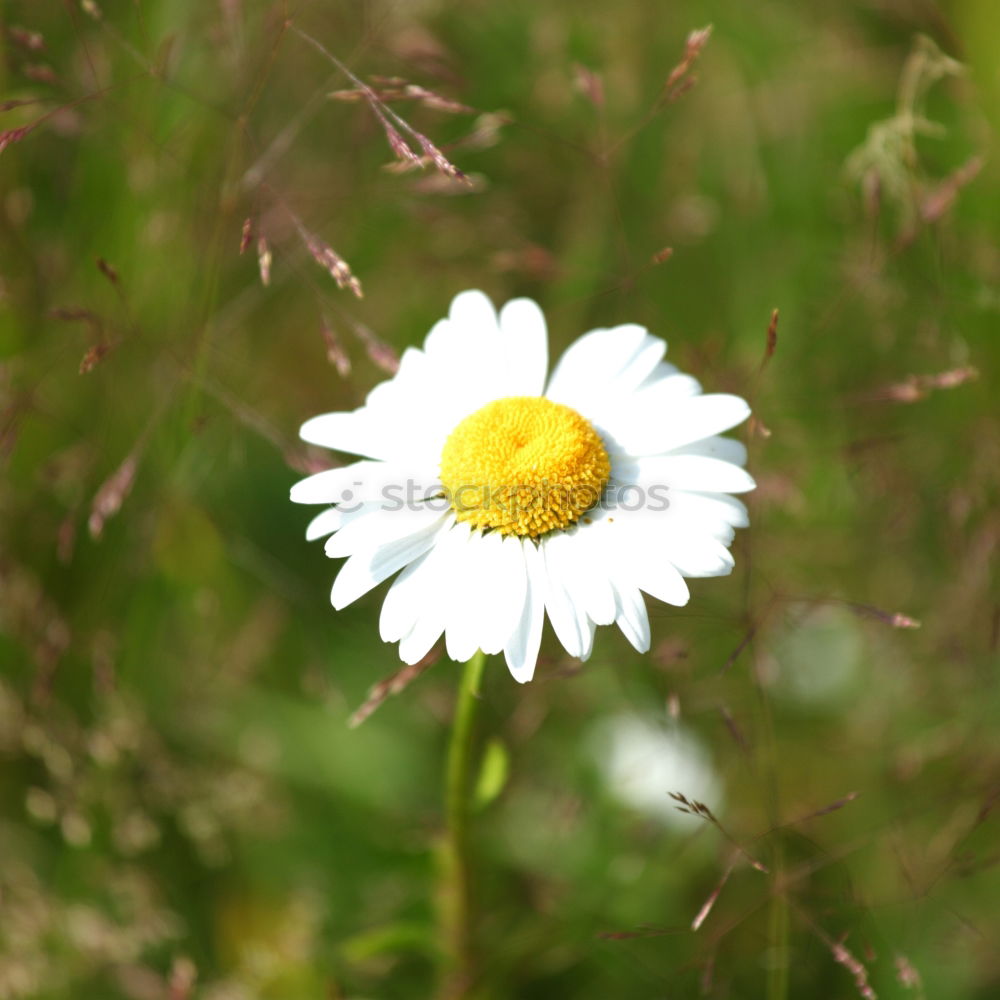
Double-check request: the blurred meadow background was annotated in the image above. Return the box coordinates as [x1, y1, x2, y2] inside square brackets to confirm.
[2, 1, 999, 997]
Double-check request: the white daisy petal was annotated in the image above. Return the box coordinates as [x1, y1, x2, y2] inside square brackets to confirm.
[632, 555, 690, 607]
[330, 512, 452, 611]
[602, 334, 667, 397]
[480, 534, 528, 656]
[299, 410, 391, 461]
[458, 530, 504, 656]
[365, 346, 427, 405]
[666, 393, 752, 446]
[546, 323, 648, 409]
[291, 463, 373, 505]
[320, 499, 388, 536]
[423, 316, 459, 359]
[621, 454, 756, 494]
[557, 525, 616, 626]
[443, 525, 527, 661]
[672, 490, 750, 529]
[290, 460, 425, 506]
[504, 539, 545, 683]
[672, 435, 748, 466]
[324, 503, 449, 559]
[594, 372, 697, 446]
[420, 327, 487, 417]
[305, 507, 344, 541]
[499, 298, 548, 396]
[539, 534, 587, 659]
[421, 292, 513, 419]
[640, 366, 697, 395]
[598, 501, 735, 580]
[611, 579, 651, 653]
[397, 523, 468, 663]
[605, 393, 751, 456]
[398, 616, 442, 665]
[605, 516, 691, 606]
[361, 352, 455, 464]
[449, 289, 499, 337]
[661, 492, 745, 546]
[445, 529, 485, 662]
[380, 548, 435, 643]
[661, 530, 735, 578]
[398, 624, 439, 666]
[578, 617, 598, 662]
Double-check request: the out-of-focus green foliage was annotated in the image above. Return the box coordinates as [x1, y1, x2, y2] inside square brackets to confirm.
[1, 1, 998, 997]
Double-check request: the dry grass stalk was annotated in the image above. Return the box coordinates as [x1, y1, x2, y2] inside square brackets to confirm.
[720, 619, 761, 674]
[57, 512, 77, 564]
[409, 172, 486, 195]
[349, 655, 438, 728]
[96, 257, 119, 286]
[849, 35, 969, 240]
[330, 77, 473, 115]
[691, 857, 736, 931]
[0, 122, 40, 154]
[763, 309, 779, 365]
[894, 954, 924, 994]
[919, 154, 983, 225]
[792, 904, 879, 1000]
[669, 792, 769, 873]
[1, 81, 113, 157]
[0, 394, 22, 462]
[168, 956, 197, 1000]
[830, 937, 878, 1000]
[847, 602, 920, 628]
[659, 26, 713, 106]
[792, 791, 860, 825]
[256, 235, 271, 287]
[867, 366, 978, 404]
[79, 343, 112, 374]
[49, 306, 101, 328]
[51, 306, 115, 372]
[89, 454, 138, 539]
[718, 705, 750, 755]
[321, 323, 351, 376]
[1, 97, 45, 112]
[573, 64, 605, 108]
[7, 26, 45, 51]
[349, 320, 398, 374]
[300, 229, 362, 298]
[596, 925, 674, 941]
[24, 64, 59, 86]
[294, 26, 469, 184]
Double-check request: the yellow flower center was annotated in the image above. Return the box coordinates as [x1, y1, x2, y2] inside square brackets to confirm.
[439, 396, 610, 538]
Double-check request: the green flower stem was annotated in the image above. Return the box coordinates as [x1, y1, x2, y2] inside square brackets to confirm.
[767, 837, 790, 1000]
[438, 648, 487, 997]
[759, 673, 789, 1000]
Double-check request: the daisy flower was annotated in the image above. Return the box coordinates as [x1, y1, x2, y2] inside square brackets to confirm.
[291, 290, 754, 683]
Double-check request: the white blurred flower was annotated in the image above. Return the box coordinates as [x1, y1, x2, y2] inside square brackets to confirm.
[592, 714, 723, 827]
[767, 603, 864, 707]
[292, 290, 753, 682]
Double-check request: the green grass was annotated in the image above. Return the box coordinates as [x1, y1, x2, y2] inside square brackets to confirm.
[2, 1, 999, 997]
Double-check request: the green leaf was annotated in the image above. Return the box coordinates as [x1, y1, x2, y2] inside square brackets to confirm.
[339, 922, 435, 963]
[473, 738, 509, 811]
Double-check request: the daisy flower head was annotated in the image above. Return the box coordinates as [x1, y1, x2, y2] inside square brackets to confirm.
[291, 291, 754, 683]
